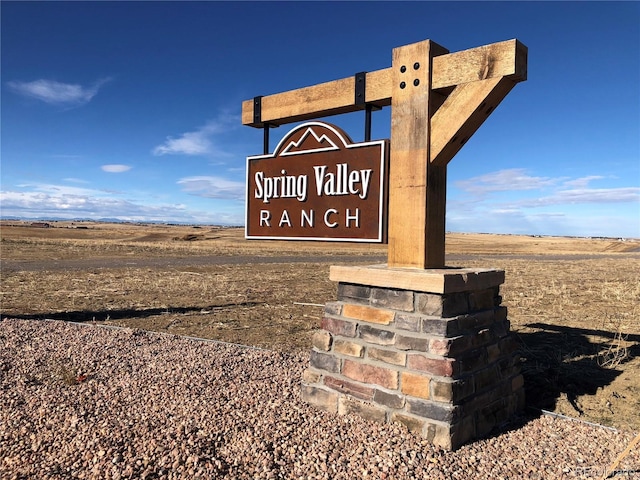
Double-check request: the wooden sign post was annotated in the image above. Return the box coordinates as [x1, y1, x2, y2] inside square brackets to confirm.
[243, 38, 527, 268]
[243, 38, 528, 450]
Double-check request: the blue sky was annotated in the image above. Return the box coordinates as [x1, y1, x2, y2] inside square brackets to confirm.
[2, 1, 639, 238]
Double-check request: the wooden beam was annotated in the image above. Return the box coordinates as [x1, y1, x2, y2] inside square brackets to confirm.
[430, 77, 516, 166]
[432, 39, 527, 89]
[242, 39, 526, 127]
[387, 39, 449, 269]
[241, 70, 391, 127]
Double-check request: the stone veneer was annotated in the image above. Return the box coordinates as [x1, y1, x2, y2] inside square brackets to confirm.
[301, 265, 524, 450]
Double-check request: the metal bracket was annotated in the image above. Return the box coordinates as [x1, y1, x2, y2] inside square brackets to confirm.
[355, 72, 366, 106]
[365, 105, 373, 142]
[355, 72, 382, 141]
[263, 123, 271, 155]
[253, 96, 263, 125]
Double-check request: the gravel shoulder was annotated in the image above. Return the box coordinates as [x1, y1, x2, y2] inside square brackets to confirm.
[1, 319, 638, 480]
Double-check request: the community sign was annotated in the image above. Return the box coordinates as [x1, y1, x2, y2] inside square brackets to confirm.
[245, 122, 388, 242]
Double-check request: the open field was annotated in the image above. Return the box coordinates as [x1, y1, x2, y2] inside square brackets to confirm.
[1, 221, 639, 432]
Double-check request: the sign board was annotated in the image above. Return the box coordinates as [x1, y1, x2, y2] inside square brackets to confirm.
[245, 122, 388, 242]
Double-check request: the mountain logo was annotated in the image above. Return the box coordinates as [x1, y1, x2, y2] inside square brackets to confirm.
[280, 127, 340, 156]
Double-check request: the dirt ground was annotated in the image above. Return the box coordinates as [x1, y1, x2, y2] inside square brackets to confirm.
[1, 220, 639, 432]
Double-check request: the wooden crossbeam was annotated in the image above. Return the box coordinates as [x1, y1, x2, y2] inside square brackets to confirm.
[242, 39, 526, 128]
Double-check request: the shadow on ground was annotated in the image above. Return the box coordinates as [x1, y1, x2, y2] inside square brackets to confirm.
[1, 301, 264, 323]
[516, 323, 640, 415]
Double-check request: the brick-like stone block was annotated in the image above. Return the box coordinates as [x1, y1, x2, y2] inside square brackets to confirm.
[498, 355, 520, 379]
[310, 350, 341, 374]
[391, 412, 426, 434]
[312, 330, 332, 351]
[474, 365, 499, 393]
[370, 287, 414, 311]
[475, 400, 503, 436]
[499, 335, 519, 356]
[422, 316, 460, 337]
[342, 359, 398, 389]
[324, 376, 374, 401]
[337, 283, 371, 303]
[407, 354, 455, 377]
[401, 372, 430, 399]
[395, 334, 430, 352]
[429, 378, 453, 403]
[416, 293, 469, 318]
[443, 293, 471, 317]
[343, 304, 395, 325]
[429, 336, 472, 357]
[338, 396, 387, 423]
[454, 415, 477, 448]
[302, 368, 321, 384]
[430, 377, 474, 403]
[457, 310, 496, 332]
[471, 328, 495, 348]
[486, 343, 501, 363]
[301, 385, 338, 413]
[494, 306, 508, 322]
[407, 399, 459, 423]
[414, 293, 443, 316]
[333, 339, 364, 358]
[367, 347, 406, 367]
[394, 313, 421, 332]
[479, 380, 512, 406]
[459, 348, 487, 374]
[321, 316, 357, 337]
[424, 422, 455, 450]
[468, 288, 496, 312]
[491, 319, 510, 338]
[324, 302, 343, 316]
[373, 389, 405, 409]
[358, 325, 396, 346]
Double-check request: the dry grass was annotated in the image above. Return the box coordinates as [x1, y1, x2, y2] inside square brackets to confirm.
[1, 221, 639, 431]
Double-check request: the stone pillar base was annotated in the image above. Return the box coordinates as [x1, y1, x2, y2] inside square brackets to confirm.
[301, 265, 524, 450]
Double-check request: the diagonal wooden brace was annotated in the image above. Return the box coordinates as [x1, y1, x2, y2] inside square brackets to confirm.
[431, 77, 517, 167]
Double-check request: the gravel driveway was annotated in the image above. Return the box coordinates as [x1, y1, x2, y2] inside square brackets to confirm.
[1, 319, 638, 479]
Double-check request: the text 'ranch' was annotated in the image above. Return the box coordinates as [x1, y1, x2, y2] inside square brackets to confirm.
[254, 163, 372, 228]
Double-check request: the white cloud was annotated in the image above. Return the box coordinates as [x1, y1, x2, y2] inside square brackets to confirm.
[454, 169, 639, 206]
[1, 189, 181, 219]
[63, 178, 90, 184]
[153, 129, 213, 156]
[448, 169, 640, 237]
[16, 183, 97, 197]
[101, 164, 132, 173]
[7, 78, 111, 107]
[177, 176, 245, 200]
[152, 113, 240, 157]
[448, 202, 639, 238]
[455, 168, 557, 194]
[514, 187, 640, 207]
[562, 176, 605, 189]
[0, 183, 243, 225]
